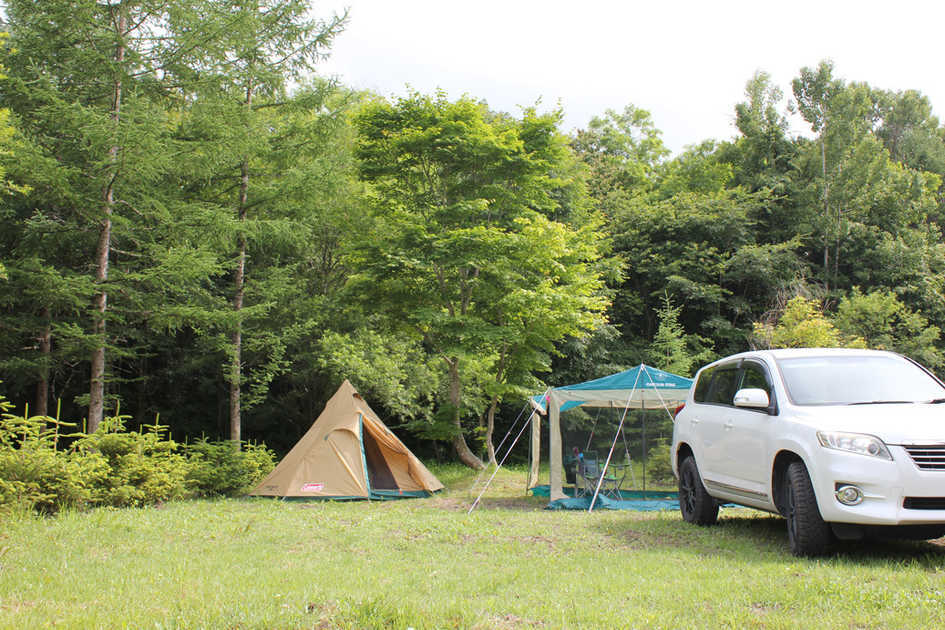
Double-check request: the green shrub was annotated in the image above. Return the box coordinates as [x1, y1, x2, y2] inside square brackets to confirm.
[0, 404, 188, 512]
[240, 442, 277, 487]
[74, 418, 189, 507]
[646, 439, 675, 483]
[185, 439, 276, 497]
[0, 449, 77, 513]
[0, 388, 276, 512]
[0, 407, 96, 514]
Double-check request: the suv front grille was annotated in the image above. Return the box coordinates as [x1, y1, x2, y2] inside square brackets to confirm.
[904, 445, 945, 470]
[903, 497, 945, 510]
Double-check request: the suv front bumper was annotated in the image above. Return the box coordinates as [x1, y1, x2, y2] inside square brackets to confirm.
[812, 445, 945, 525]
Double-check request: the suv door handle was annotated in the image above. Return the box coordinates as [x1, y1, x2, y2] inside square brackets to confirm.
[690, 417, 700, 426]
[723, 421, 734, 430]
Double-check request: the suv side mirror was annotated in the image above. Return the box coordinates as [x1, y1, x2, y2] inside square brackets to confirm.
[733, 388, 770, 409]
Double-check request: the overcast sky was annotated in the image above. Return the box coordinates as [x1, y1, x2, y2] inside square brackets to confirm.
[316, 1, 945, 155]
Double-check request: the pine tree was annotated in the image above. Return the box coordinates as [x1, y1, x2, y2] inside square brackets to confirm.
[168, 1, 347, 442]
[649, 294, 698, 377]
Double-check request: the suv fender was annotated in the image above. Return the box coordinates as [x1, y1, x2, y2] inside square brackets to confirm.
[672, 440, 698, 479]
[770, 441, 824, 517]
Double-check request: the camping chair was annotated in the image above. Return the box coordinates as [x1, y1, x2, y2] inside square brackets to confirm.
[576, 454, 621, 499]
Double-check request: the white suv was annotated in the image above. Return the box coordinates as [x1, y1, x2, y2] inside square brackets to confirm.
[672, 348, 945, 555]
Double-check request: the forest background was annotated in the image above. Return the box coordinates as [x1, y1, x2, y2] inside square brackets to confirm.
[2, 1, 945, 470]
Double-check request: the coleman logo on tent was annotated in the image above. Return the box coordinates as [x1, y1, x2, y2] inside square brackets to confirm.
[301, 482, 324, 492]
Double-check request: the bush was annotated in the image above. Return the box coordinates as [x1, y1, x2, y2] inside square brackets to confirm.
[185, 439, 276, 497]
[0, 387, 277, 513]
[0, 413, 106, 514]
[0, 406, 97, 514]
[646, 439, 675, 484]
[0, 447, 93, 514]
[73, 416, 189, 507]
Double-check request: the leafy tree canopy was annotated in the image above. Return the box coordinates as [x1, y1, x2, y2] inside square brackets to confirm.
[753, 295, 865, 349]
[350, 91, 609, 467]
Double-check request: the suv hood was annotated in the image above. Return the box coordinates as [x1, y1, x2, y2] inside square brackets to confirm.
[790, 403, 945, 445]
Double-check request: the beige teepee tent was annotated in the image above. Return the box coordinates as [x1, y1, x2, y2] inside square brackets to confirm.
[251, 380, 444, 499]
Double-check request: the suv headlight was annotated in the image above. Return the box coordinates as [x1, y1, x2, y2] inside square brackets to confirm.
[816, 431, 893, 460]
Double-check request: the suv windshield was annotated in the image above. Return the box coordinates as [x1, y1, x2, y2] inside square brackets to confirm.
[776, 355, 945, 406]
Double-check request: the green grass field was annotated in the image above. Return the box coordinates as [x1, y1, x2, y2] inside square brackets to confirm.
[2, 464, 944, 629]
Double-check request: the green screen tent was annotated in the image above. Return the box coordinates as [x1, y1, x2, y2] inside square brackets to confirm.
[529, 364, 693, 501]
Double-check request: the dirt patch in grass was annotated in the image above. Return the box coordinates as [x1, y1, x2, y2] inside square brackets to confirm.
[303, 600, 342, 629]
[615, 521, 761, 557]
[469, 497, 547, 511]
[430, 495, 546, 512]
[473, 613, 547, 629]
[0, 598, 39, 615]
[750, 601, 781, 617]
[618, 526, 729, 553]
[429, 497, 468, 511]
[510, 535, 557, 551]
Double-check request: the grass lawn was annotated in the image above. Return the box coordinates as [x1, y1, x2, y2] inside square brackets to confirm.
[2, 463, 944, 629]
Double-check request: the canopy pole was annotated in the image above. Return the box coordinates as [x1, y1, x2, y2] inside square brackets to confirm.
[589, 367, 643, 512]
[527, 407, 541, 489]
[549, 393, 565, 501]
[642, 400, 646, 494]
[589, 399, 633, 511]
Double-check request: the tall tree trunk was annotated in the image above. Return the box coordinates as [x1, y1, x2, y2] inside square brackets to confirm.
[229, 169, 246, 444]
[89, 4, 127, 433]
[35, 307, 51, 417]
[229, 79, 254, 445]
[834, 163, 843, 287]
[821, 136, 829, 292]
[485, 398, 498, 465]
[447, 358, 484, 470]
[483, 348, 508, 466]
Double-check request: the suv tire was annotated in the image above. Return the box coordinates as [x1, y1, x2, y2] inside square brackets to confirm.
[678, 455, 718, 525]
[785, 461, 832, 556]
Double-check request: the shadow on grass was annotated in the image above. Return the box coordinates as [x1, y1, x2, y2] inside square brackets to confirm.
[831, 534, 945, 565]
[468, 496, 551, 511]
[600, 509, 945, 566]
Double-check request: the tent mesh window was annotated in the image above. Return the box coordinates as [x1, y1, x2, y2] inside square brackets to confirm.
[362, 427, 398, 490]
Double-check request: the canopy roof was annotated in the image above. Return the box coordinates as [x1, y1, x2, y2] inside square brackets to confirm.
[534, 364, 693, 413]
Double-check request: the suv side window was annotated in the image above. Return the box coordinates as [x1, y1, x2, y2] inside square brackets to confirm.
[740, 362, 770, 394]
[738, 361, 776, 414]
[706, 367, 740, 405]
[693, 366, 716, 403]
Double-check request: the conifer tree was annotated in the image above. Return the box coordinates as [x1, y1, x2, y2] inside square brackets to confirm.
[168, 1, 346, 442]
[1, 1, 189, 429]
[648, 295, 696, 377]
